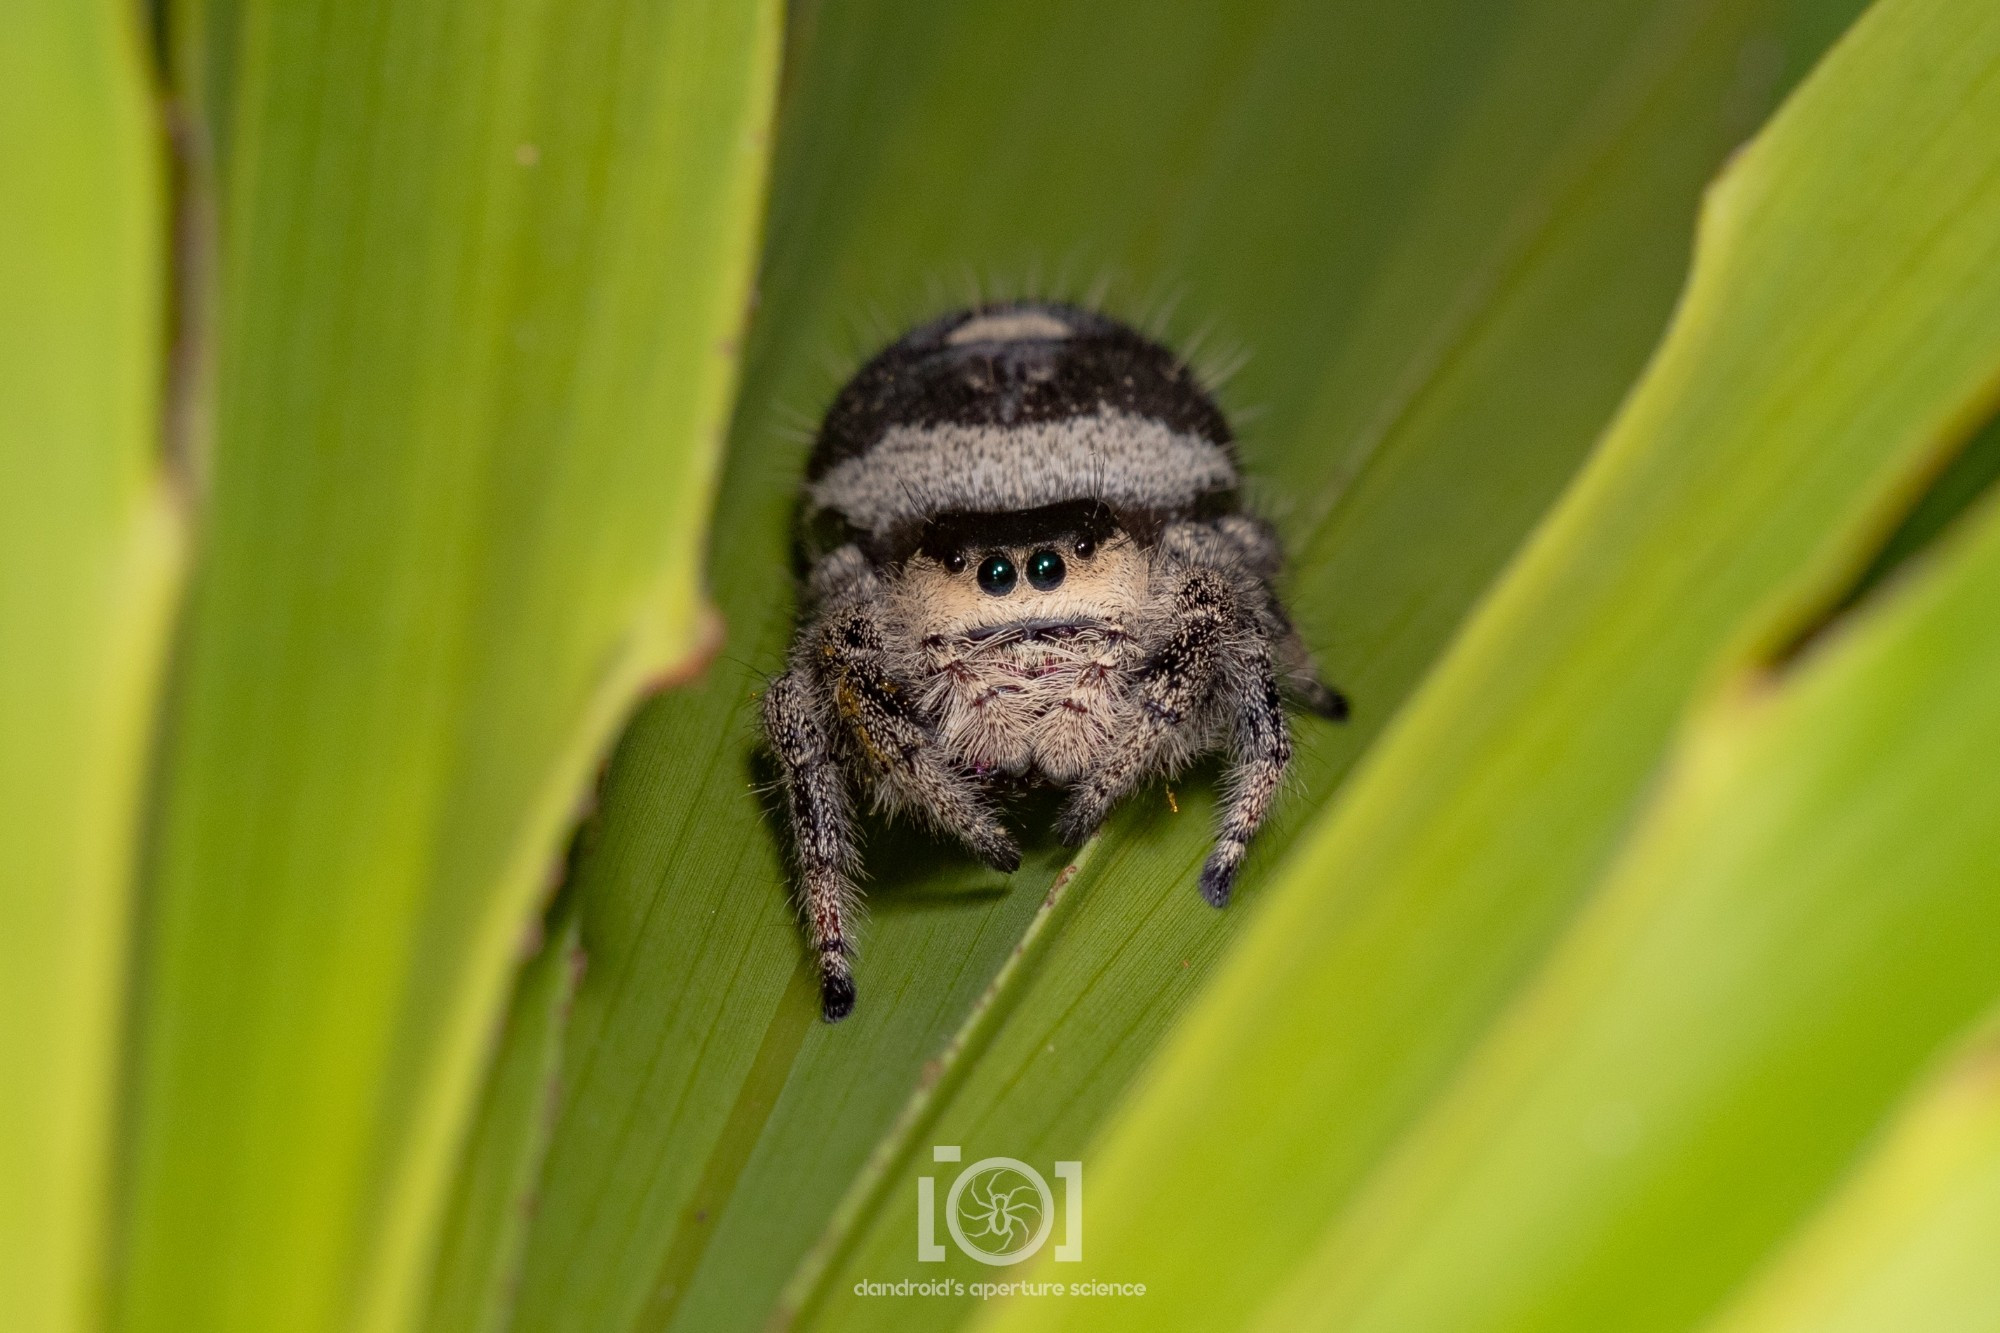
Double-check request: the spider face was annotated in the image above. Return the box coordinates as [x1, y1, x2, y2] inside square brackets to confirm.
[891, 512, 1149, 785]
[764, 301, 1348, 1020]
[897, 501, 1141, 637]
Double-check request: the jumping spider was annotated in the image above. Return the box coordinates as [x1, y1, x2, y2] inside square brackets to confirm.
[764, 302, 1347, 1021]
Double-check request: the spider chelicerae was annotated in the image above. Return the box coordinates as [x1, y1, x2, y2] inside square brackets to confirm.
[763, 301, 1347, 1020]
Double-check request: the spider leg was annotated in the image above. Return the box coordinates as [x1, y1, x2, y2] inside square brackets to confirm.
[1054, 567, 1231, 844]
[1276, 617, 1350, 721]
[817, 606, 1021, 873]
[1200, 641, 1291, 906]
[763, 668, 860, 1020]
[1173, 515, 1349, 719]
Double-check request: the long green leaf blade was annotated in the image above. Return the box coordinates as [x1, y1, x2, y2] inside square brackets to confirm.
[1259, 458, 2000, 1329]
[116, 4, 779, 1329]
[787, 2, 1868, 1323]
[426, 901, 582, 1333]
[985, 0, 2000, 1325]
[507, 686, 1066, 1333]
[0, 6, 179, 1329]
[496, 2, 1865, 1331]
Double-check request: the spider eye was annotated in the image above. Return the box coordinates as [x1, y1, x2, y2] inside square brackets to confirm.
[943, 551, 967, 574]
[1026, 549, 1066, 590]
[976, 554, 1017, 596]
[1072, 535, 1097, 558]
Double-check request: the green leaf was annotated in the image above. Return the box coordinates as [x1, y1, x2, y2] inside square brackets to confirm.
[486, 1, 1865, 1330]
[426, 899, 583, 1333]
[0, 5, 179, 1329]
[979, 0, 2000, 1327]
[1707, 1009, 2000, 1333]
[784, 1, 1874, 1323]
[1252, 437, 2000, 1330]
[504, 693, 1067, 1333]
[1252, 453, 2000, 1330]
[113, 3, 780, 1331]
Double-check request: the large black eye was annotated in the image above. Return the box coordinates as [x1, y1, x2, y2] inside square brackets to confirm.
[976, 554, 1017, 595]
[1026, 549, 1066, 590]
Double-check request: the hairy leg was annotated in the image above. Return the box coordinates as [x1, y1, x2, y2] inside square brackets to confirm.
[1055, 567, 1232, 844]
[763, 669, 861, 1020]
[1275, 618, 1350, 720]
[1200, 648, 1291, 906]
[1166, 517, 1348, 719]
[817, 606, 1020, 872]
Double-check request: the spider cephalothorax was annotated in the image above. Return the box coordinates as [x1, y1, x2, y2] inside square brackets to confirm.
[764, 301, 1347, 1020]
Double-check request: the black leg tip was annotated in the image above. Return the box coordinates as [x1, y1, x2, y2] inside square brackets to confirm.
[986, 842, 1022, 874]
[1199, 860, 1236, 908]
[1307, 681, 1350, 722]
[820, 971, 856, 1022]
[1054, 803, 1098, 847]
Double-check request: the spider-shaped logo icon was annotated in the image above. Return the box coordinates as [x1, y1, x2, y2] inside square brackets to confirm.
[957, 1167, 1042, 1249]
[945, 1158, 1056, 1264]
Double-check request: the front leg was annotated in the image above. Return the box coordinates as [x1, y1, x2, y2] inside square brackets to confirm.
[1170, 516, 1349, 721]
[818, 606, 1021, 873]
[1055, 568, 1232, 844]
[764, 669, 861, 1020]
[1199, 645, 1290, 906]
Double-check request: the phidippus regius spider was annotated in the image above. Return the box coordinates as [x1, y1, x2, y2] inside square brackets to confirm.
[764, 301, 1348, 1020]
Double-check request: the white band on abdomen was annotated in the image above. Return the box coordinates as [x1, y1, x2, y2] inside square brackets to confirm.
[809, 408, 1236, 535]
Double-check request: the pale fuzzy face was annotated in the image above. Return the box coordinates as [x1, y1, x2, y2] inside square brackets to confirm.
[891, 531, 1150, 639]
[888, 532, 1152, 783]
